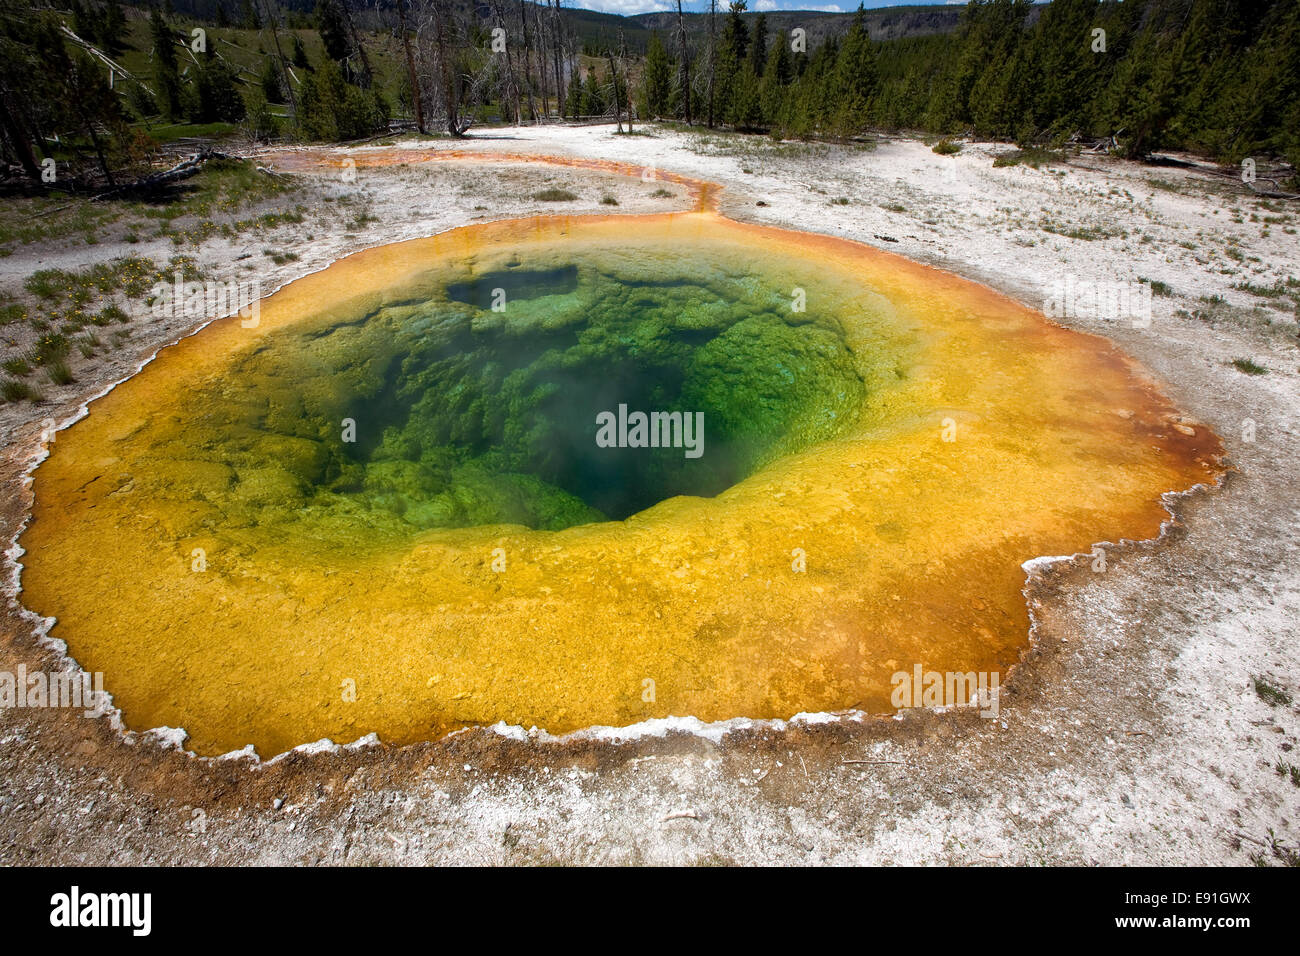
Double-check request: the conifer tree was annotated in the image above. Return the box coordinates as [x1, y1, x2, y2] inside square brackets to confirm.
[643, 32, 673, 118]
[149, 7, 183, 121]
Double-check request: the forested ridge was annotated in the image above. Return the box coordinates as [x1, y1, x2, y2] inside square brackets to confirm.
[1, 0, 1296, 191]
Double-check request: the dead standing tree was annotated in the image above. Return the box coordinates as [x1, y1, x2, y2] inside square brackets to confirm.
[518, 0, 538, 121]
[412, 0, 484, 136]
[604, 45, 623, 134]
[533, 1, 551, 118]
[488, 0, 522, 123]
[675, 0, 692, 125]
[255, 0, 297, 120]
[550, 0, 566, 118]
[396, 0, 425, 133]
[339, 0, 374, 88]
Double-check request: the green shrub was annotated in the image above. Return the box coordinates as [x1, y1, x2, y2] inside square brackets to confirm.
[1, 378, 41, 402]
[32, 333, 69, 366]
[297, 60, 389, 141]
[46, 359, 74, 385]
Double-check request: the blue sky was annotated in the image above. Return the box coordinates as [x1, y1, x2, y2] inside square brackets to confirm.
[574, 0, 970, 14]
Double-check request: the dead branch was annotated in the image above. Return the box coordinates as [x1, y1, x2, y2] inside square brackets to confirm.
[91, 148, 236, 201]
[59, 25, 155, 97]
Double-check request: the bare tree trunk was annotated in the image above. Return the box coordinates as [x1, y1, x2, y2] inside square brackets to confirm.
[619, 29, 631, 133]
[551, 0, 566, 118]
[605, 48, 622, 133]
[518, 0, 537, 121]
[675, 0, 691, 125]
[397, 0, 425, 132]
[535, 5, 549, 119]
[341, 0, 373, 88]
[489, 0, 520, 123]
[257, 0, 296, 119]
[432, 0, 464, 135]
[77, 110, 115, 187]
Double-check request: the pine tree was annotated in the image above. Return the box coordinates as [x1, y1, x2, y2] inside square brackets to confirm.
[100, 0, 127, 55]
[149, 7, 183, 121]
[828, 3, 879, 137]
[715, 0, 749, 124]
[583, 66, 605, 116]
[261, 57, 285, 104]
[643, 32, 673, 119]
[187, 55, 247, 124]
[749, 13, 768, 78]
[1028, 0, 1100, 137]
[769, 29, 791, 86]
[566, 66, 584, 117]
[316, 0, 350, 64]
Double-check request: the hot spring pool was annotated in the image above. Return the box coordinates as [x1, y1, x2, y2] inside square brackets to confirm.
[18, 211, 1223, 756]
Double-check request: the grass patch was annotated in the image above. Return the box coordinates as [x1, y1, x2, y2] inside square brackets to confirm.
[31, 333, 70, 366]
[931, 139, 962, 155]
[44, 359, 74, 386]
[1253, 676, 1292, 706]
[994, 147, 1064, 169]
[650, 188, 674, 198]
[262, 249, 301, 265]
[1233, 278, 1297, 299]
[1248, 831, 1300, 867]
[1232, 357, 1268, 375]
[1, 378, 42, 403]
[600, 195, 619, 206]
[1276, 761, 1300, 788]
[94, 305, 130, 326]
[533, 188, 579, 202]
[1040, 220, 1123, 241]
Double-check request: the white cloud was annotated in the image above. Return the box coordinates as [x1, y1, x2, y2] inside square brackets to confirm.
[754, 0, 778, 10]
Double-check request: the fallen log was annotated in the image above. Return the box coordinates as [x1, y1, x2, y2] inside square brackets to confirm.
[91, 149, 237, 201]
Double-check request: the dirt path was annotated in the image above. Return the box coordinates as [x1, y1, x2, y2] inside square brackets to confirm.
[1, 125, 1297, 865]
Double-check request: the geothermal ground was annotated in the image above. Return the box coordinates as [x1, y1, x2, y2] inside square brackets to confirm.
[1, 125, 1297, 865]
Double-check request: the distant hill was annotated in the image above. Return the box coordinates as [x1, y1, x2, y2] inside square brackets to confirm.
[160, 1, 987, 55]
[630, 4, 968, 47]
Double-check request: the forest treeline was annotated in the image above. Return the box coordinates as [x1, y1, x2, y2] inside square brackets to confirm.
[1, 0, 1296, 191]
[641, 0, 1298, 164]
